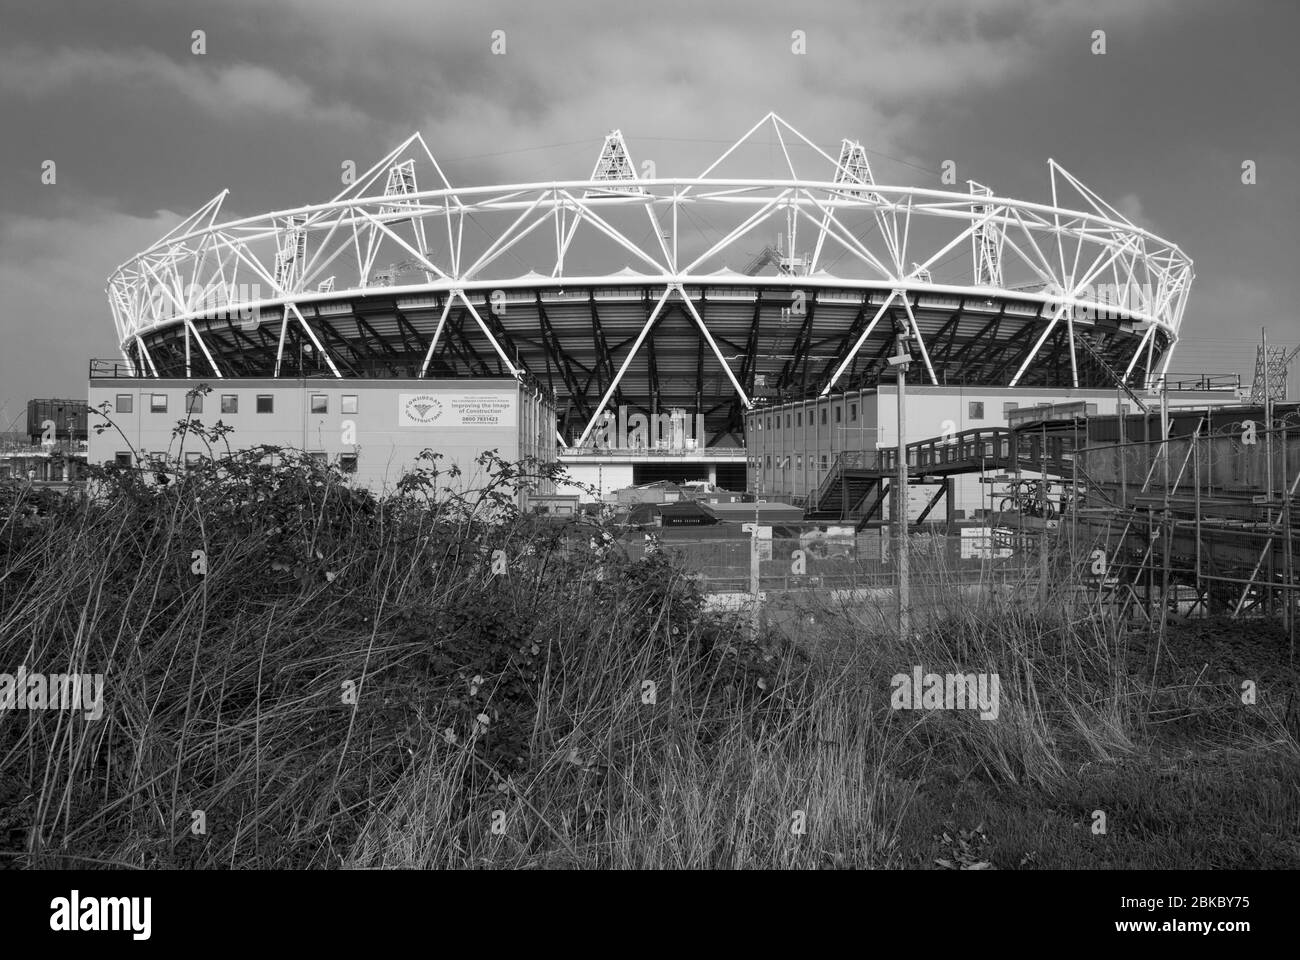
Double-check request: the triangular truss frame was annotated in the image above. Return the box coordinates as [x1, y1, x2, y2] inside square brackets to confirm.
[106, 112, 1194, 441]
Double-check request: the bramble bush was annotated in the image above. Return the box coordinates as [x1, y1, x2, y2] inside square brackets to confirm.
[0, 435, 799, 868]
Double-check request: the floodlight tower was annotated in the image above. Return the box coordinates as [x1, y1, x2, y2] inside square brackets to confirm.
[968, 181, 1004, 287]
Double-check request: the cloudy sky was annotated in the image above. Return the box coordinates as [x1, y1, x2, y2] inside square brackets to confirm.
[1, 0, 1297, 426]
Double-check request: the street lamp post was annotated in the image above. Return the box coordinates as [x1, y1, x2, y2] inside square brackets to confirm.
[889, 332, 913, 642]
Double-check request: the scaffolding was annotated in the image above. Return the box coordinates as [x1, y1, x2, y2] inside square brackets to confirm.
[996, 403, 1300, 656]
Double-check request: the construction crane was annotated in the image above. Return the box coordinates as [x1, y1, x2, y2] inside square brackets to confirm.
[371, 257, 429, 287]
[741, 236, 811, 397]
[743, 234, 807, 276]
[1077, 334, 1150, 414]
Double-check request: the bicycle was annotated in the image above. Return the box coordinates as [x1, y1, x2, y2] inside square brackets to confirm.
[998, 478, 1058, 519]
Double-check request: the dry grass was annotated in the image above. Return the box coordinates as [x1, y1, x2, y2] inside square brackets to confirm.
[1, 452, 1297, 869]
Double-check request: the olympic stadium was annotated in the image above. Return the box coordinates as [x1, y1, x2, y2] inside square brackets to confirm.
[93, 113, 1201, 500]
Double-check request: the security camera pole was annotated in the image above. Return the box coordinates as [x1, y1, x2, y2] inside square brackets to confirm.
[888, 331, 913, 641]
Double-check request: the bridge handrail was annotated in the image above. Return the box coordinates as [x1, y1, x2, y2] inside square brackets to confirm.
[813, 427, 1015, 514]
[906, 427, 1013, 472]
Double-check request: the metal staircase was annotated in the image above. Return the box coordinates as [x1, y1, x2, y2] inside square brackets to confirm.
[807, 451, 889, 524]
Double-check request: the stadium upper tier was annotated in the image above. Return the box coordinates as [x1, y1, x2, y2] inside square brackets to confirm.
[105, 113, 1192, 445]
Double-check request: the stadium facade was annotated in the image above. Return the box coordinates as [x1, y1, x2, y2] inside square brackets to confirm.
[91, 113, 1197, 500]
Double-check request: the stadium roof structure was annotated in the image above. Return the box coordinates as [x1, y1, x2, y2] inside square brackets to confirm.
[105, 113, 1194, 446]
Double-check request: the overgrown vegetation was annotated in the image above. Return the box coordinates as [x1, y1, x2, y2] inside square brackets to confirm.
[1, 438, 1297, 868]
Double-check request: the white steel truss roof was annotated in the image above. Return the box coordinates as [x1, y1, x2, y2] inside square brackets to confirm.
[105, 112, 1193, 440]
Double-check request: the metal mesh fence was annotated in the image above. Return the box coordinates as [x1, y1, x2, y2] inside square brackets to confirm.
[624, 529, 1034, 594]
